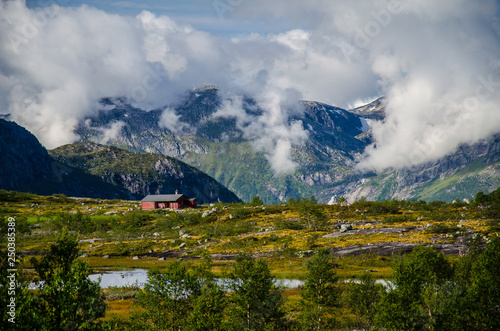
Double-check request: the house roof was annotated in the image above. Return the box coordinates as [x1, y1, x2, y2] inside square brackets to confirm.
[141, 194, 186, 202]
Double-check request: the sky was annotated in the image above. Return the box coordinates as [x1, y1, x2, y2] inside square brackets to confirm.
[2, 0, 500, 174]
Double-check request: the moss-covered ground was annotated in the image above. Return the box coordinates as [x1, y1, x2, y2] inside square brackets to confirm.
[1, 189, 499, 326]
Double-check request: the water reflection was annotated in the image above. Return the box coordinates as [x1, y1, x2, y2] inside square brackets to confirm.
[90, 269, 305, 289]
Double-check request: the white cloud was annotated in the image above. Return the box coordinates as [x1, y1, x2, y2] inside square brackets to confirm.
[159, 107, 189, 134]
[99, 120, 125, 145]
[1, 0, 499, 175]
[233, 0, 500, 171]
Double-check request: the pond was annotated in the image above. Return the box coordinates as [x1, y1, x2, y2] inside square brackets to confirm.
[89, 269, 393, 289]
[89, 269, 305, 289]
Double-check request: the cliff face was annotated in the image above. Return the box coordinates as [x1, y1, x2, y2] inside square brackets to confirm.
[49, 143, 241, 204]
[0, 119, 133, 199]
[338, 135, 500, 203]
[75, 87, 370, 203]
[0, 119, 54, 190]
[73, 88, 500, 203]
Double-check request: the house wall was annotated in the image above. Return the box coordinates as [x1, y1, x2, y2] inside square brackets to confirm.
[141, 201, 157, 210]
[141, 195, 196, 210]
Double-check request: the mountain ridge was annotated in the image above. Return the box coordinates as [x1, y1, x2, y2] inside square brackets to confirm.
[74, 87, 500, 203]
[49, 142, 242, 204]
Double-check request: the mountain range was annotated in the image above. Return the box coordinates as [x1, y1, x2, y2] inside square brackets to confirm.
[73, 87, 500, 203]
[2, 87, 498, 204]
[0, 118, 240, 204]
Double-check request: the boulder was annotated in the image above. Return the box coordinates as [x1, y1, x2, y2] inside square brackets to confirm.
[340, 224, 352, 232]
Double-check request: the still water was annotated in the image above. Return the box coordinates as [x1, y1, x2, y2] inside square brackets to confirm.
[89, 269, 304, 289]
[89, 269, 392, 289]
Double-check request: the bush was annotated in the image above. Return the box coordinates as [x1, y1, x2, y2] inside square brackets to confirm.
[426, 223, 460, 235]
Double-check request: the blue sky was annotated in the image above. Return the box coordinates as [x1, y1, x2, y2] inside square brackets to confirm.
[25, 0, 297, 36]
[5, 0, 500, 170]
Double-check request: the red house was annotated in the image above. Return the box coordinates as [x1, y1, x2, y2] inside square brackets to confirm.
[141, 193, 197, 210]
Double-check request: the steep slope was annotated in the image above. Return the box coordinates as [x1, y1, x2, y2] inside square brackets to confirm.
[338, 135, 500, 202]
[0, 119, 132, 199]
[75, 87, 369, 203]
[49, 143, 241, 204]
[348, 96, 386, 121]
[74, 87, 500, 203]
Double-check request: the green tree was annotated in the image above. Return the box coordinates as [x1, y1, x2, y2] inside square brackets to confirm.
[186, 256, 227, 331]
[31, 230, 106, 330]
[250, 196, 264, 207]
[300, 249, 338, 331]
[463, 236, 500, 329]
[137, 260, 201, 330]
[0, 253, 40, 330]
[345, 272, 382, 329]
[297, 197, 327, 231]
[375, 246, 453, 330]
[225, 254, 286, 330]
[53, 212, 94, 234]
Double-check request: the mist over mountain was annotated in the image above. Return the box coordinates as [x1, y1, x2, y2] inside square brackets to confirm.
[75, 87, 500, 204]
[1, 1, 499, 174]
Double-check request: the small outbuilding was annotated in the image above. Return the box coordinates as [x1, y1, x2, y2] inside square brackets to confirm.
[141, 193, 197, 210]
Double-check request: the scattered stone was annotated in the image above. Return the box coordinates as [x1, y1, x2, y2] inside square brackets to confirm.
[80, 254, 88, 258]
[102, 255, 110, 259]
[133, 256, 141, 260]
[180, 234, 190, 239]
[212, 207, 219, 212]
[179, 243, 186, 249]
[179, 230, 186, 236]
[152, 232, 161, 238]
[229, 214, 235, 220]
[148, 249, 153, 254]
[340, 224, 353, 233]
[103, 210, 119, 215]
[296, 250, 314, 258]
[282, 211, 287, 214]
[427, 223, 433, 228]
[158, 257, 165, 261]
[202, 211, 211, 218]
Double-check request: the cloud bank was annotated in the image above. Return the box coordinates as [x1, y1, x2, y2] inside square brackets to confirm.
[1, 0, 499, 174]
